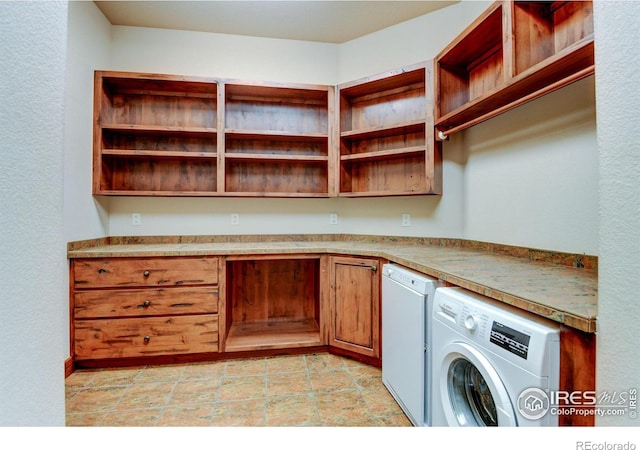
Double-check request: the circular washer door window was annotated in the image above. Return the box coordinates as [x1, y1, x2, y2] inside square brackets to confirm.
[439, 342, 516, 426]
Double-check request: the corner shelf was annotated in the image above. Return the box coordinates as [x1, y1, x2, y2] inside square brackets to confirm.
[338, 63, 442, 196]
[435, 0, 595, 138]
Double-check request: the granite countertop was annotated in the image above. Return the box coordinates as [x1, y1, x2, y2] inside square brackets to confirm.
[67, 235, 598, 333]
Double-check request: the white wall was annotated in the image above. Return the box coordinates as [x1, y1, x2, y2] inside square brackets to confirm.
[0, 1, 68, 426]
[65, 0, 112, 242]
[109, 25, 338, 83]
[461, 76, 597, 254]
[594, 0, 640, 427]
[100, 0, 598, 255]
[338, 1, 490, 82]
[104, 2, 491, 241]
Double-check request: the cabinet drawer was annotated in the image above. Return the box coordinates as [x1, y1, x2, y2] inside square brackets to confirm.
[73, 257, 219, 288]
[74, 286, 218, 319]
[74, 315, 219, 360]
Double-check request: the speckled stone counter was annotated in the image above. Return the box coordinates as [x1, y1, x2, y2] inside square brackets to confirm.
[68, 234, 597, 333]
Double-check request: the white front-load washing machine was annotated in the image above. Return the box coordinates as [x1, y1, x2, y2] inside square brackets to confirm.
[431, 287, 560, 427]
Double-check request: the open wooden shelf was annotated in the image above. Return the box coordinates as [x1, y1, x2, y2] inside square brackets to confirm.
[223, 82, 332, 197]
[224, 319, 321, 352]
[436, 2, 504, 120]
[225, 256, 322, 352]
[94, 72, 333, 197]
[92, 2, 595, 196]
[338, 63, 442, 196]
[435, 0, 594, 137]
[94, 71, 219, 196]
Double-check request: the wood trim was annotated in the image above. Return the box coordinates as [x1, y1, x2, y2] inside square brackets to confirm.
[559, 325, 596, 426]
[64, 357, 74, 378]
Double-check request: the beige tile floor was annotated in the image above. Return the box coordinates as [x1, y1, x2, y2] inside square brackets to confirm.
[65, 352, 412, 427]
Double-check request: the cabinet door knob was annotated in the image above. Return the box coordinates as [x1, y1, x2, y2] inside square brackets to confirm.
[370, 265, 377, 272]
[143, 270, 150, 277]
[143, 300, 151, 307]
[143, 335, 150, 343]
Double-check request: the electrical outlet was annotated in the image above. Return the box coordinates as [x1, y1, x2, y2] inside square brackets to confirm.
[231, 213, 239, 225]
[329, 213, 338, 225]
[402, 213, 411, 227]
[132, 213, 141, 226]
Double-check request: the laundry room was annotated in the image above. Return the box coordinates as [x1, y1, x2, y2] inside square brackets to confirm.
[3, 0, 640, 444]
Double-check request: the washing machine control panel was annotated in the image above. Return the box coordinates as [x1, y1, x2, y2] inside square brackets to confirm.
[489, 321, 531, 360]
[460, 304, 490, 338]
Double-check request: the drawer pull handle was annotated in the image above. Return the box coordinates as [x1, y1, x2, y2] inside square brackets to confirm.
[143, 300, 151, 307]
[143, 270, 150, 277]
[143, 335, 150, 343]
[97, 268, 107, 274]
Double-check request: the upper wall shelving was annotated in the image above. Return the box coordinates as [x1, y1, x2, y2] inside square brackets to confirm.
[93, 71, 219, 196]
[337, 63, 442, 197]
[434, 0, 595, 139]
[92, 1, 594, 197]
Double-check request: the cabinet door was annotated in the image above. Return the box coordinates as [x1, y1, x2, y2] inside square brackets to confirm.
[329, 256, 380, 358]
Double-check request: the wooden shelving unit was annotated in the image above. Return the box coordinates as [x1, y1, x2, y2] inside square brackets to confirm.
[338, 63, 442, 196]
[93, 73, 333, 197]
[434, 0, 594, 138]
[223, 82, 332, 197]
[224, 256, 323, 352]
[93, 2, 593, 196]
[93, 72, 219, 195]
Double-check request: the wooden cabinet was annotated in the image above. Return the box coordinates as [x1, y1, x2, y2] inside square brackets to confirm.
[329, 256, 381, 359]
[92, 68, 442, 198]
[93, 71, 219, 195]
[223, 82, 333, 197]
[71, 256, 220, 361]
[93, 72, 333, 197]
[224, 255, 325, 352]
[435, 0, 594, 138]
[338, 63, 442, 196]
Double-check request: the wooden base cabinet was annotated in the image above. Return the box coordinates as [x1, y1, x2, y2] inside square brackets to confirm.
[224, 255, 325, 352]
[329, 256, 381, 359]
[71, 256, 221, 362]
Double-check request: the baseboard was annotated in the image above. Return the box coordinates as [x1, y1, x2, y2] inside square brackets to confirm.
[64, 357, 74, 378]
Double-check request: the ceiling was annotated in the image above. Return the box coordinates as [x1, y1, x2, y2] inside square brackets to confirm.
[94, 1, 458, 44]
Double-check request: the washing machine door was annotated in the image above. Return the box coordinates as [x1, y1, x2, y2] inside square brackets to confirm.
[439, 342, 517, 426]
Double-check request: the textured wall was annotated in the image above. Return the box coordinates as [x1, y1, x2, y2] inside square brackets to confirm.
[595, 1, 640, 426]
[0, 1, 68, 425]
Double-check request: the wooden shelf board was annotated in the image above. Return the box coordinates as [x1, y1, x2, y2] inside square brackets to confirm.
[95, 190, 219, 197]
[225, 84, 328, 105]
[224, 319, 321, 352]
[225, 153, 328, 163]
[221, 192, 331, 198]
[225, 129, 328, 141]
[340, 120, 425, 140]
[339, 189, 434, 198]
[102, 75, 218, 98]
[102, 149, 217, 159]
[340, 146, 425, 163]
[339, 67, 425, 99]
[102, 124, 217, 137]
[436, 38, 594, 132]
